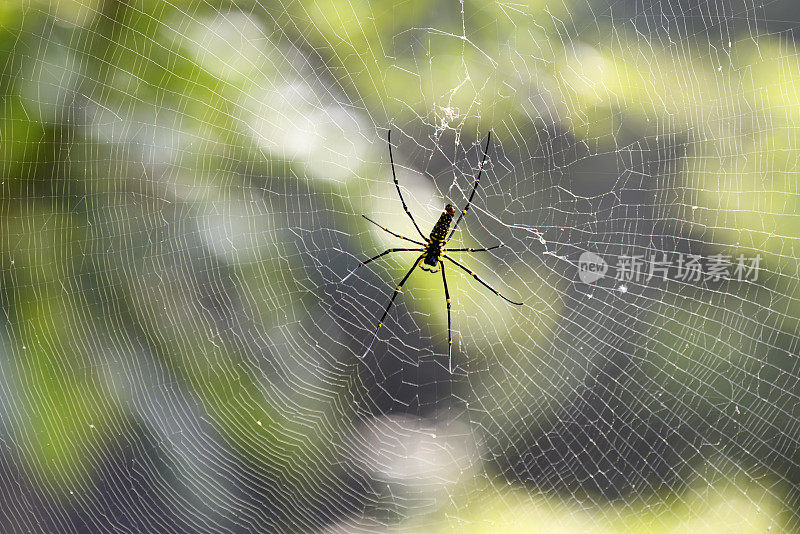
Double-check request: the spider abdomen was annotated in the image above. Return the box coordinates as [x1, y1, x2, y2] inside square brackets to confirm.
[420, 204, 455, 271]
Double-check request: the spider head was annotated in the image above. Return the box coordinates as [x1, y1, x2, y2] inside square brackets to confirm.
[444, 204, 455, 216]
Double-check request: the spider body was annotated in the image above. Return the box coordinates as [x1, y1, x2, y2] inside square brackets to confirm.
[343, 130, 522, 373]
[419, 204, 455, 272]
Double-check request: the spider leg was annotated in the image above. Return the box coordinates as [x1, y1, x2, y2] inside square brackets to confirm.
[362, 215, 426, 246]
[443, 254, 523, 306]
[361, 255, 425, 358]
[446, 131, 492, 243]
[388, 130, 429, 242]
[444, 244, 504, 253]
[440, 260, 453, 373]
[342, 248, 424, 282]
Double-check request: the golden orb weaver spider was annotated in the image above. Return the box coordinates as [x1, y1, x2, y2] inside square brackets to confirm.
[343, 130, 523, 373]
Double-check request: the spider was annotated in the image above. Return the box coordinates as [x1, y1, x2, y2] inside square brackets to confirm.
[343, 130, 523, 373]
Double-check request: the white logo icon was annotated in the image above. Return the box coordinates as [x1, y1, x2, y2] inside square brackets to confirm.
[578, 251, 607, 284]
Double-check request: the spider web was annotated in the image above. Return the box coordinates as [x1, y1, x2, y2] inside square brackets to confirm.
[1, 0, 799, 532]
